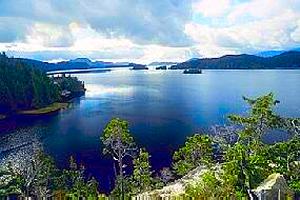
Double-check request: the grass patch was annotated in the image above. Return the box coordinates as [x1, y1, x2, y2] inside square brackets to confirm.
[19, 103, 69, 115]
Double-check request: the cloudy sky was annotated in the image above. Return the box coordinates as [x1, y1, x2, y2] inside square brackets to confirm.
[0, 0, 300, 63]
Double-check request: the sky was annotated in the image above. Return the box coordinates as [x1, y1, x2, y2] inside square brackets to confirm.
[0, 0, 300, 63]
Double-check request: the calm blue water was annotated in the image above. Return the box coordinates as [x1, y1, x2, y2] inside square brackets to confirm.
[1, 69, 300, 192]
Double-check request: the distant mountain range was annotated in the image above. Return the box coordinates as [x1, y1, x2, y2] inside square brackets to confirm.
[170, 51, 300, 70]
[6, 50, 300, 72]
[255, 48, 300, 57]
[13, 57, 135, 72]
[148, 61, 178, 66]
[255, 51, 286, 58]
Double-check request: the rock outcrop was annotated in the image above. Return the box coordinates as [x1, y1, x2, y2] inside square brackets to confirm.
[252, 173, 294, 200]
[134, 165, 220, 199]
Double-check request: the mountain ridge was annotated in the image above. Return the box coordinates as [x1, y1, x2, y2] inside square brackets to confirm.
[12, 57, 136, 72]
[5, 50, 300, 72]
[170, 51, 300, 70]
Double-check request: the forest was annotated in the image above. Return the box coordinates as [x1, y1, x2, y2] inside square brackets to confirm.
[0, 52, 60, 113]
[0, 93, 299, 199]
[0, 52, 84, 116]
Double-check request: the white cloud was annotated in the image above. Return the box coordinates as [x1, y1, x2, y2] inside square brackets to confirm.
[0, 0, 193, 47]
[193, 0, 231, 17]
[138, 45, 201, 63]
[225, 0, 300, 27]
[227, 0, 285, 24]
[69, 23, 136, 51]
[1, 0, 300, 61]
[183, 0, 300, 57]
[291, 19, 300, 43]
[185, 9, 300, 57]
[26, 23, 74, 47]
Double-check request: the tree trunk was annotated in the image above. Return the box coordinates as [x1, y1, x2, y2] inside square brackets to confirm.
[119, 157, 124, 200]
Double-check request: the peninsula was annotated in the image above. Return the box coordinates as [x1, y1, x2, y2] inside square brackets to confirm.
[0, 53, 86, 118]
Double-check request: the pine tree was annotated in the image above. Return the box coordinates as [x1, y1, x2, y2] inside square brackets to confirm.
[131, 148, 153, 194]
[101, 118, 137, 199]
[172, 134, 214, 176]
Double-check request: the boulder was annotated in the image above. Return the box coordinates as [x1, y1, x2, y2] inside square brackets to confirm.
[252, 173, 294, 200]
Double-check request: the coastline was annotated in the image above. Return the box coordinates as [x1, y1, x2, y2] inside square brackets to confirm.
[47, 68, 111, 75]
[18, 102, 69, 116]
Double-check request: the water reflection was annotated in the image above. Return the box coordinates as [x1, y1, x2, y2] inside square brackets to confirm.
[85, 84, 134, 97]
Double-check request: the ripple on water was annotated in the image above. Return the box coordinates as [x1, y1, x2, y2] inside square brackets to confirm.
[0, 126, 46, 168]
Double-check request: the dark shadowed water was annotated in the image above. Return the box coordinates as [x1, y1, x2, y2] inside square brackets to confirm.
[1, 69, 300, 192]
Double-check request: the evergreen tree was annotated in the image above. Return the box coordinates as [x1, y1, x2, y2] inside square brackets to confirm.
[172, 134, 214, 176]
[186, 170, 223, 198]
[0, 53, 60, 112]
[266, 137, 300, 193]
[223, 93, 283, 199]
[101, 118, 137, 199]
[62, 156, 100, 198]
[131, 149, 153, 194]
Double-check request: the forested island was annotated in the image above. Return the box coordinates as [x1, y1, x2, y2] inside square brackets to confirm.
[155, 65, 167, 70]
[0, 93, 299, 199]
[130, 63, 149, 70]
[0, 52, 85, 118]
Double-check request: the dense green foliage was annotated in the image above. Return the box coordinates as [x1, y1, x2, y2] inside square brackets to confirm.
[223, 93, 286, 198]
[266, 137, 300, 193]
[62, 156, 99, 198]
[186, 93, 300, 199]
[0, 152, 100, 198]
[101, 118, 136, 199]
[131, 149, 153, 194]
[52, 75, 85, 96]
[0, 52, 60, 112]
[172, 134, 214, 176]
[186, 170, 223, 198]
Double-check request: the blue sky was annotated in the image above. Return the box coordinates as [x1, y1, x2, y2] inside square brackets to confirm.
[0, 0, 299, 63]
